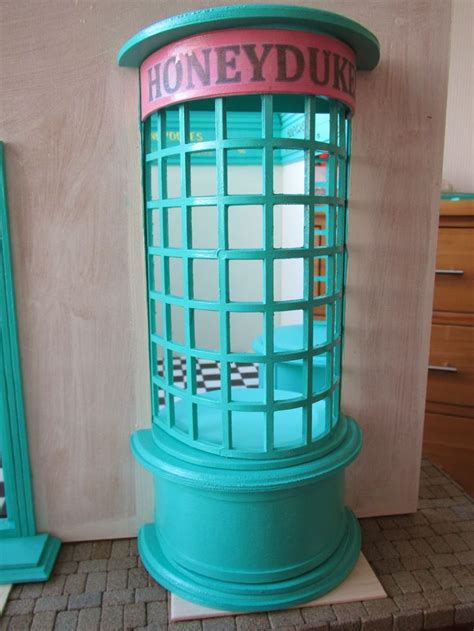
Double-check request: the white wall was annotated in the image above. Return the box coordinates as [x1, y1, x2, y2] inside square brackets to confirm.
[280, 161, 306, 325]
[1, 0, 451, 539]
[157, 164, 283, 352]
[162, 159, 311, 336]
[442, 0, 474, 191]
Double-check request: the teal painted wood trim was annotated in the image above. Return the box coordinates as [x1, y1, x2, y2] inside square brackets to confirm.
[150, 109, 332, 165]
[440, 192, 474, 200]
[132, 414, 362, 611]
[0, 142, 35, 538]
[137, 510, 360, 611]
[0, 533, 60, 584]
[132, 414, 362, 480]
[0, 142, 60, 579]
[151, 110, 265, 165]
[117, 4, 380, 71]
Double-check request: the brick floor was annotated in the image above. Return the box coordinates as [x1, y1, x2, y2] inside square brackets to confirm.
[2, 460, 473, 630]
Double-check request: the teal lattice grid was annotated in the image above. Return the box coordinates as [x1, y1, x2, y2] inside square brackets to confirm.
[143, 94, 350, 459]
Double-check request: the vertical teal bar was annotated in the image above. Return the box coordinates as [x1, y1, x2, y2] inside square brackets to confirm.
[329, 104, 349, 428]
[179, 104, 198, 439]
[0, 142, 60, 582]
[262, 95, 274, 453]
[215, 97, 232, 450]
[337, 113, 352, 429]
[157, 110, 173, 427]
[337, 106, 347, 200]
[304, 95, 316, 445]
[0, 143, 36, 535]
[144, 116, 159, 418]
[327, 101, 340, 430]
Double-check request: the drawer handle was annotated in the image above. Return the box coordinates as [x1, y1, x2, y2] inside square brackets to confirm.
[435, 268, 464, 275]
[428, 364, 458, 373]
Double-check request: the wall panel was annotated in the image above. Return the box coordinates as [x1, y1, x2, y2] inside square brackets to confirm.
[0, 0, 450, 538]
[442, 0, 474, 192]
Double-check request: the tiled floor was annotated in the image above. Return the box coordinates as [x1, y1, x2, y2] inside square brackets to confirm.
[156, 358, 259, 408]
[2, 460, 473, 631]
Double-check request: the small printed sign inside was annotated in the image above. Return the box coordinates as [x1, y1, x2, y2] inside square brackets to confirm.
[140, 28, 356, 119]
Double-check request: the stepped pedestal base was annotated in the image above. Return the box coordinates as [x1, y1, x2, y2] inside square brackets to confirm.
[0, 533, 60, 583]
[131, 416, 362, 612]
[139, 509, 360, 612]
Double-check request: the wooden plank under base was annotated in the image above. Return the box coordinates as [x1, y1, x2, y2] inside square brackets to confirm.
[0, 584, 12, 615]
[170, 553, 386, 622]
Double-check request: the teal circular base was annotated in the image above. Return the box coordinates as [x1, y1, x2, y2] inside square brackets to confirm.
[132, 418, 362, 611]
[137, 508, 361, 612]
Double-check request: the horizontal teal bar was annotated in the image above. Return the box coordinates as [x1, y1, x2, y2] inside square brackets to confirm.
[150, 334, 341, 363]
[151, 379, 340, 414]
[149, 290, 343, 311]
[440, 192, 474, 200]
[146, 137, 346, 161]
[147, 245, 343, 259]
[146, 195, 346, 208]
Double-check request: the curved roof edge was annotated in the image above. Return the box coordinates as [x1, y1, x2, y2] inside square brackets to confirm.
[118, 4, 380, 71]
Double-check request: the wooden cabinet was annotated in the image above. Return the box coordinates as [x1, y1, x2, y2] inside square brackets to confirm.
[423, 197, 474, 495]
[313, 210, 327, 320]
[427, 324, 474, 408]
[433, 227, 474, 315]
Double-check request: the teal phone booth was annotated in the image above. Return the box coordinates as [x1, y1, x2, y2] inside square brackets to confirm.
[118, 5, 379, 611]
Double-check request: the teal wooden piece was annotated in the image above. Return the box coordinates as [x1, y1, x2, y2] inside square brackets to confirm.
[119, 5, 379, 612]
[252, 323, 328, 394]
[136, 91, 360, 608]
[152, 110, 330, 165]
[117, 4, 380, 70]
[132, 415, 361, 611]
[145, 94, 347, 458]
[0, 142, 60, 583]
[440, 192, 474, 200]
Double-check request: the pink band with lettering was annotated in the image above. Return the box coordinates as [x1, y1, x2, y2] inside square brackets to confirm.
[140, 28, 356, 120]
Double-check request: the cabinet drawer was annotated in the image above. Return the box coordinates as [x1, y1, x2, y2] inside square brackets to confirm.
[426, 324, 474, 407]
[433, 227, 474, 313]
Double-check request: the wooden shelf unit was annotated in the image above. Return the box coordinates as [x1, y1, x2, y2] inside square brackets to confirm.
[423, 197, 474, 495]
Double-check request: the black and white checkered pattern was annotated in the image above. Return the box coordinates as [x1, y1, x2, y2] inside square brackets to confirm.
[157, 359, 259, 407]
